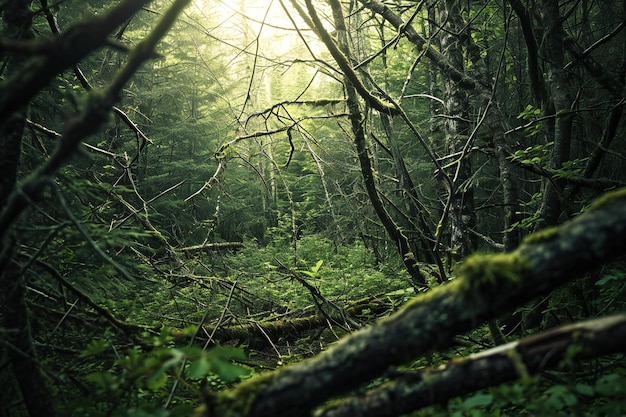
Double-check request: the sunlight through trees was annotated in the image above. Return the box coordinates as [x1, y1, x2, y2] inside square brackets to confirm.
[1, 0, 626, 416]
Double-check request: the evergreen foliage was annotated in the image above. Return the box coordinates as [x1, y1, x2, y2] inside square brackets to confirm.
[1, 1, 625, 416]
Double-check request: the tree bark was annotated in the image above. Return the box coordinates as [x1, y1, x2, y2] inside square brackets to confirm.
[315, 313, 626, 417]
[206, 187, 626, 417]
[536, 0, 574, 228]
[437, 0, 477, 259]
[300, 0, 428, 289]
[0, 2, 56, 416]
[507, 0, 545, 104]
[1, 261, 56, 417]
[0, 0, 32, 208]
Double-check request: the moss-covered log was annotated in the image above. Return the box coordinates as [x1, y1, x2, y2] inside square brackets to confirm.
[202, 295, 397, 348]
[206, 316, 325, 348]
[206, 188, 626, 417]
[315, 312, 626, 417]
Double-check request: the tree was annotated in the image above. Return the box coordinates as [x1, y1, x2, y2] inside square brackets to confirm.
[0, 1, 191, 415]
[1, 0, 626, 416]
[199, 0, 626, 414]
[207, 188, 626, 417]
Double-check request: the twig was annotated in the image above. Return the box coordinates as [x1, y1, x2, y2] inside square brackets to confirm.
[0, 0, 192, 244]
[53, 184, 136, 283]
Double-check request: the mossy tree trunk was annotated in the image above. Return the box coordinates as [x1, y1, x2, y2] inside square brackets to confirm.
[0, 2, 191, 416]
[0, 2, 56, 416]
[316, 313, 626, 417]
[206, 188, 626, 417]
[536, 0, 574, 229]
[437, 0, 477, 260]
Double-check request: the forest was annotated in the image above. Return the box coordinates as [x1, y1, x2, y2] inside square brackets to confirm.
[1, 0, 626, 416]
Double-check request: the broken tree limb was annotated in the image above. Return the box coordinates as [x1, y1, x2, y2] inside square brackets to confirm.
[0, 0, 152, 124]
[206, 188, 626, 417]
[202, 294, 398, 348]
[179, 242, 244, 254]
[314, 312, 626, 417]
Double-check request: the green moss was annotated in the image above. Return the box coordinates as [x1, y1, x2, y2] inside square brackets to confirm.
[212, 372, 273, 417]
[522, 226, 560, 245]
[524, 188, 626, 244]
[391, 253, 531, 321]
[586, 187, 626, 212]
[455, 252, 531, 293]
[402, 279, 462, 308]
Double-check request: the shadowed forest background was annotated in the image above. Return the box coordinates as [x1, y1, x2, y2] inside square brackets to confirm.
[1, 0, 626, 416]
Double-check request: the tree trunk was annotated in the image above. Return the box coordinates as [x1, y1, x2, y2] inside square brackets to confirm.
[315, 313, 626, 417]
[301, 0, 428, 289]
[206, 188, 626, 417]
[437, 0, 477, 259]
[0, 0, 32, 207]
[536, 0, 574, 228]
[0, 2, 57, 416]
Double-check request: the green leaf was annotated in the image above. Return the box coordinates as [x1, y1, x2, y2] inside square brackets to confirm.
[146, 371, 168, 391]
[311, 259, 324, 274]
[543, 385, 578, 410]
[159, 349, 186, 371]
[206, 346, 251, 382]
[146, 349, 185, 389]
[187, 357, 212, 379]
[461, 393, 493, 409]
[85, 371, 119, 390]
[575, 383, 594, 396]
[80, 339, 110, 357]
[210, 359, 251, 382]
[595, 273, 620, 287]
[595, 373, 626, 396]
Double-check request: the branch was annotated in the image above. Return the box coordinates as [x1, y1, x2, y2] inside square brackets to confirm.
[315, 313, 626, 417]
[0, 0, 192, 244]
[358, 0, 484, 92]
[246, 99, 345, 120]
[39, 0, 157, 159]
[302, 0, 398, 114]
[53, 184, 136, 282]
[505, 150, 626, 191]
[507, 0, 544, 102]
[563, 33, 624, 97]
[0, 0, 152, 124]
[179, 242, 245, 253]
[563, 22, 626, 97]
[198, 294, 397, 349]
[207, 187, 626, 417]
[30, 259, 152, 336]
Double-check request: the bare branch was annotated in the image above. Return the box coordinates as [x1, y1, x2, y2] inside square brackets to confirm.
[207, 188, 626, 417]
[0, 0, 192, 244]
[0, 0, 153, 123]
[301, 0, 398, 114]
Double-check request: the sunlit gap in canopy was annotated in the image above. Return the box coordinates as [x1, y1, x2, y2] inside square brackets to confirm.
[189, 0, 324, 59]
[187, 0, 336, 112]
